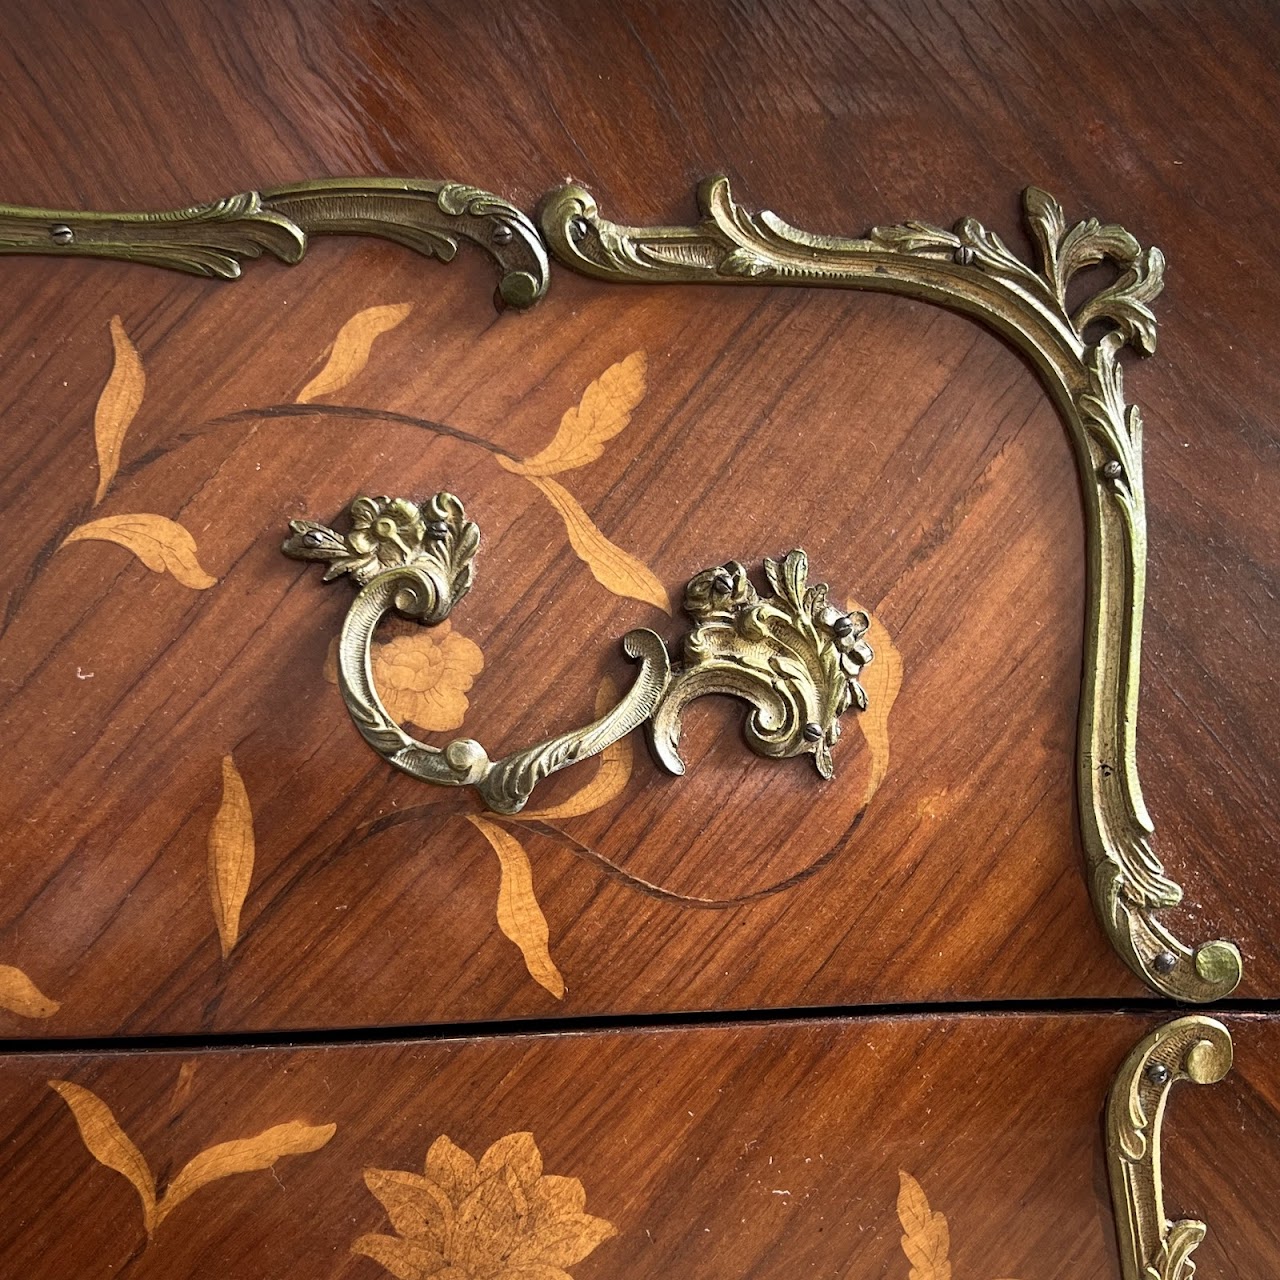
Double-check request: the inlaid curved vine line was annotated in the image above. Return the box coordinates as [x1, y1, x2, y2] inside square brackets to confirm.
[538, 176, 1241, 1005]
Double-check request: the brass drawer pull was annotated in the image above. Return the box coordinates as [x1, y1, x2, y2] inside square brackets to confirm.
[284, 492, 873, 814]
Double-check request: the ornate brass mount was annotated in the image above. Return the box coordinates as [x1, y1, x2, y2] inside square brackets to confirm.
[0, 178, 548, 309]
[1107, 1016, 1233, 1280]
[5, 175, 1242, 1000]
[283, 493, 873, 815]
[538, 176, 1243, 1004]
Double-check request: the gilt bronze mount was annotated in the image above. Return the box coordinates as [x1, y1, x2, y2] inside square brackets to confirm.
[0, 175, 1243, 1002]
[284, 493, 873, 815]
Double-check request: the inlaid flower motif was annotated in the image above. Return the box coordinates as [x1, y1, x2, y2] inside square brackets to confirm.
[324, 622, 484, 732]
[352, 1131, 617, 1280]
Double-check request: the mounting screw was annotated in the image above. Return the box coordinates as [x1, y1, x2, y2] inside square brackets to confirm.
[801, 722, 824, 743]
[426, 521, 450, 541]
[302, 530, 324, 547]
[1145, 1062, 1171, 1086]
[832, 615, 854, 638]
[1153, 950, 1177, 975]
[954, 245, 975, 266]
[1101, 460, 1124, 481]
[491, 224, 513, 246]
[50, 223, 74, 245]
[568, 215, 590, 244]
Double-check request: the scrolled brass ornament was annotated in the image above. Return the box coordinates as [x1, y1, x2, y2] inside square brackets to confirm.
[0, 177, 548, 309]
[1106, 1015, 1234, 1280]
[284, 493, 873, 814]
[539, 175, 1242, 1004]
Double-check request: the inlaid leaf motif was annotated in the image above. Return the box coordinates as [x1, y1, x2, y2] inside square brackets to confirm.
[897, 1170, 951, 1280]
[499, 351, 647, 477]
[48, 1080, 158, 1237]
[154, 1120, 337, 1226]
[354, 1130, 617, 1279]
[847, 604, 903, 806]
[208, 754, 255, 959]
[61, 513, 218, 589]
[0, 964, 59, 1018]
[94, 315, 145, 505]
[50, 1078, 337, 1243]
[519, 676, 633, 820]
[468, 815, 565, 999]
[296, 302, 412, 403]
[524, 475, 670, 614]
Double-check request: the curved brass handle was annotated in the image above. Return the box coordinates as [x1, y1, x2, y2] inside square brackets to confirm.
[283, 492, 873, 814]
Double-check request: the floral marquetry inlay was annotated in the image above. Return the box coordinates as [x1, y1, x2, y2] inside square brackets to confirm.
[353, 1132, 618, 1280]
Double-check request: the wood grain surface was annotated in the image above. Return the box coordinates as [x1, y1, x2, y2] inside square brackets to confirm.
[0, 1012, 1275, 1278]
[0, 0, 1276, 1037]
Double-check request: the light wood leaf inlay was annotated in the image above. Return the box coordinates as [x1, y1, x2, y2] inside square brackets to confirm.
[898, 1170, 952, 1280]
[296, 302, 412, 403]
[154, 1120, 337, 1226]
[49, 1079, 336, 1242]
[519, 676, 633, 820]
[354, 1131, 617, 1279]
[61, 513, 217, 589]
[208, 754, 255, 959]
[0, 964, 60, 1019]
[849, 604, 903, 806]
[524, 475, 671, 614]
[468, 815, 565, 999]
[49, 1080, 159, 1237]
[93, 315, 145, 505]
[499, 350, 647, 477]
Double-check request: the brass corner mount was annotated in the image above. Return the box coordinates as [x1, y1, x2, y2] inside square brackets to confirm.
[0, 172, 1242, 1003]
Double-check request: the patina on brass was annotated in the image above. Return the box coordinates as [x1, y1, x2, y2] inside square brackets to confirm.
[283, 494, 872, 815]
[1, 174, 1241, 1002]
[1107, 1015, 1234, 1280]
[538, 176, 1242, 1005]
[0, 178, 548, 308]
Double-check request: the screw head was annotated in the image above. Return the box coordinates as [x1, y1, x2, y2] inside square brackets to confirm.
[1102, 460, 1124, 480]
[1145, 1062, 1171, 1086]
[50, 223, 74, 245]
[1153, 950, 1177, 975]
[491, 223, 513, 246]
[954, 244, 975, 267]
[832, 615, 854, 638]
[568, 215, 590, 244]
[302, 530, 324, 547]
[801, 722, 824, 743]
[426, 520, 450, 541]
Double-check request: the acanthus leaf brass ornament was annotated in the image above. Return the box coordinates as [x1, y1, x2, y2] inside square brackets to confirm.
[3, 172, 1242, 999]
[283, 494, 873, 815]
[1107, 1015, 1234, 1280]
[0, 178, 548, 309]
[538, 175, 1242, 1004]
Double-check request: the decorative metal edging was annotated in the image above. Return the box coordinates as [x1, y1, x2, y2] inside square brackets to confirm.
[0, 175, 1241, 1002]
[282, 492, 873, 814]
[0, 178, 549, 308]
[538, 176, 1241, 1004]
[1107, 1015, 1233, 1280]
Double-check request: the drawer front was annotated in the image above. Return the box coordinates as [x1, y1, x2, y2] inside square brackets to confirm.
[0, 1013, 1275, 1278]
[1, 4, 1275, 1040]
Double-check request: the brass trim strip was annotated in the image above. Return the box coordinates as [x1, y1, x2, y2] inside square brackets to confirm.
[1107, 1015, 1233, 1280]
[538, 177, 1241, 1003]
[0, 178, 548, 308]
